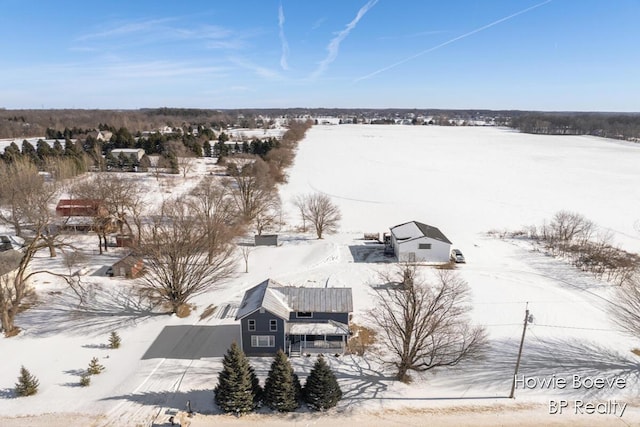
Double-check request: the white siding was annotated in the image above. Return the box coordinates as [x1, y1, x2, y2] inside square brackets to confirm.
[397, 236, 450, 263]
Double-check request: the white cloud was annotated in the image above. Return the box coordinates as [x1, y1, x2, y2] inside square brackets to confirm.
[279, 4, 290, 70]
[311, 0, 378, 79]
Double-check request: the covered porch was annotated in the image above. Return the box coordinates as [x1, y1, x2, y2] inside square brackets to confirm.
[286, 320, 350, 357]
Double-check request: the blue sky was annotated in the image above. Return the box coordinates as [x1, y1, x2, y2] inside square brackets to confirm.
[1, 0, 639, 111]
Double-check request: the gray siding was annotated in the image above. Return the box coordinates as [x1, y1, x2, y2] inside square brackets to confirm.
[287, 311, 349, 324]
[240, 310, 286, 356]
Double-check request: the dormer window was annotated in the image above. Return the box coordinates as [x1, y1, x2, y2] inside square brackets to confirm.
[296, 312, 312, 318]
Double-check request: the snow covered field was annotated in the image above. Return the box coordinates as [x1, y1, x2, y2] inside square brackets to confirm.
[2, 125, 640, 426]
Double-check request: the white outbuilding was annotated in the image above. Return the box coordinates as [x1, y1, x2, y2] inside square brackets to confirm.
[389, 220, 452, 263]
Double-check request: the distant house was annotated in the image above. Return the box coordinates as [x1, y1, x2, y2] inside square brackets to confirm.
[111, 253, 144, 279]
[110, 148, 146, 162]
[55, 199, 107, 232]
[235, 279, 353, 357]
[88, 131, 113, 141]
[56, 199, 104, 217]
[389, 220, 452, 263]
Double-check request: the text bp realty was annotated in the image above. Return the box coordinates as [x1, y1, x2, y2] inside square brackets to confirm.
[514, 375, 628, 417]
[515, 374, 626, 390]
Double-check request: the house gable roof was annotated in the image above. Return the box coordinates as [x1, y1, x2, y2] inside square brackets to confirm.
[390, 220, 452, 245]
[279, 287, 353, 313]
[235, 279, 353, 320]
[235, 279, 291, 320]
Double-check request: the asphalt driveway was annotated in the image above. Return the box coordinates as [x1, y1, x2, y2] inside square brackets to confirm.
[142, 324, 240, 359]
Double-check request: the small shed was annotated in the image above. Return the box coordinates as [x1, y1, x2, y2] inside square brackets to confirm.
[111, 254, 144, 279]
[389, 221, 452, 263]
[254, 234, 278, 246]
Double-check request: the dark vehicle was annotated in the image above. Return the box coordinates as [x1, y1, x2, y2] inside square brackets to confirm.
[105, 267, 114, 277]
[451, 249, 465, 263]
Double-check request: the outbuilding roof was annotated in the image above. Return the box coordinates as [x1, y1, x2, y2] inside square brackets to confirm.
[390, 220, 452, 244]
[235, 279, 353, 320]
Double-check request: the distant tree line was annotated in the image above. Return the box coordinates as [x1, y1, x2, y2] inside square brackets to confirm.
[0, 119, 313, 179]
[509, 113, 640, 141]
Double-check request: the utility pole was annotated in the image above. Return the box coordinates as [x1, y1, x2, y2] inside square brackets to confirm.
[509, 302, 532, 399]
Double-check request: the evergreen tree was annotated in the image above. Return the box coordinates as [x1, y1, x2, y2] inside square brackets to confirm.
[108, 331, 121, 349]
[249, 365, 263, 408]
[203, 140, 212, 157]
[263, 349, 298, 412]
[79, 372, 91, 387]
[303, 356, 342, 411]
[214, 343, 256, 414]
[36, 139, 54, 159]
[15, 366, 39, 396]
[87, 357, 105, 375]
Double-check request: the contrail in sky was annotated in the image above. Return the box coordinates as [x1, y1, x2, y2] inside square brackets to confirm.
[355, 0, 552, 82]
[311, 0, 378, 79]
[278, 4, 290, 70]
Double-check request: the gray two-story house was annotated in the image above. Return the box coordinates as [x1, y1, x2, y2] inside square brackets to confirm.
[235, 279, 353, 357]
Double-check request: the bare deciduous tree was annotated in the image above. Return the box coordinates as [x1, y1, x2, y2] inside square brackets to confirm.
[296, 192, 341, 239]
[72, 174, 143, 253]
[370, 264, 487, 382]
[188, 178, 243, 262]
[0, 160, 75, 334]
[610, 273, 640, 338]
[292, 195, 308, 232]
[541, 210, 594, 251]
[239, 244, 253, 273]
[227, 158, 280, 234]
[137, 199, 236, 314]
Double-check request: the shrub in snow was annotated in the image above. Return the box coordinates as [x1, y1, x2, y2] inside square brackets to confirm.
[108, 331, 121, 349]
[303, 355, 342, 411]
[87, 357, 105, 375]
[15, 366, 39, 396]
[214, 342, 258, 414]
[79, 372, 91, 387]
[263, 349, 299, 412]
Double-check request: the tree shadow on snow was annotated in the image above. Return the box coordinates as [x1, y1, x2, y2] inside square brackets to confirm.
[348, 245, 394, 263]
[330, 354, 394, 403]
[17, 284, 165, 337]
[0, 388, 15, 399]
[102, 389, 218, 415]
[446, 335, 640, 399]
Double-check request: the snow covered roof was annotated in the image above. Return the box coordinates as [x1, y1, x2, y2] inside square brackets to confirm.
[235, 279, 353, 320]
[235, 279, 291, 320]
[390, 220, 452, 244]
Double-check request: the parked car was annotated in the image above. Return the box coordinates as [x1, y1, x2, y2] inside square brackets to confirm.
[451, 249, 465, 263]
[105, 267, 114, 277]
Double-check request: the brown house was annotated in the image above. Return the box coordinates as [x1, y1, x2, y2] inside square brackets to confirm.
[111, 254, 144, 279]
[55, 199, 106, 217]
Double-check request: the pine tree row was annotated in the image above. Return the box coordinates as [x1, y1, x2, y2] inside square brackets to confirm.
[214, 344, 342, 415]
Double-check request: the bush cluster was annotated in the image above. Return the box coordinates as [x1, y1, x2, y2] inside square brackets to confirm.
[214, 345, 342, 415]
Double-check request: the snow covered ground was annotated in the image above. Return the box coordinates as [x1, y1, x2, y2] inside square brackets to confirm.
[2, 125, 640, 426]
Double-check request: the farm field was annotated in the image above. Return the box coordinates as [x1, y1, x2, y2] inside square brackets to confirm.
[2, 125, 640, 426]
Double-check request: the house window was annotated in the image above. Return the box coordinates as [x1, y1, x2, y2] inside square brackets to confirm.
[248, 319, 256, 331]
[418, 243, 432, 250]
[270, 319, 278, 331]
[251, 335, 275, 347]
[296, 312, 313, 318]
